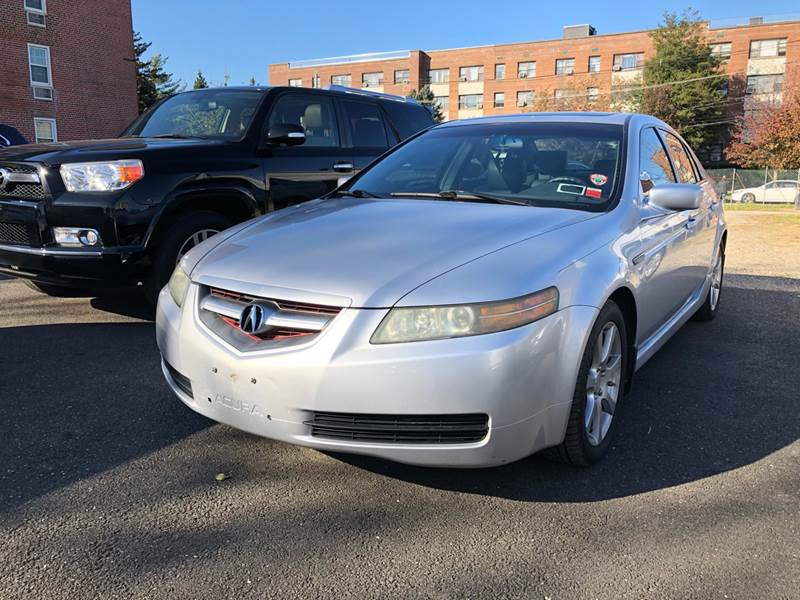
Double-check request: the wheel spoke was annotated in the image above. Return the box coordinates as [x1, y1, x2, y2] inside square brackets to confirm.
[599, 325, 615, 364]
[591, 396, 602, 441]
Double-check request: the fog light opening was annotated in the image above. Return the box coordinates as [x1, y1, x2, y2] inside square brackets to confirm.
[52, 227, 102, 248]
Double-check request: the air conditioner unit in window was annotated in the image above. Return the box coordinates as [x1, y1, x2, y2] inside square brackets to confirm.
[460, 76, 469, 82]
[612, 65, 622, 72]
[519, 72, 528, 78]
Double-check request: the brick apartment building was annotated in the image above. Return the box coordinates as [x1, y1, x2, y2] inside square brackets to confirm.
[0, 0, 138, 144]
[269, 15, 799, 160]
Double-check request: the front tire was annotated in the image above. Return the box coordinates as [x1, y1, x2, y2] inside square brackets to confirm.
[143, 211, 231, 305]
[551, 301, 629, 466]
[741, 193, 755, 203]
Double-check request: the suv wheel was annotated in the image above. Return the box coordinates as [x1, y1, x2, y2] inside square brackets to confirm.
[144, 211, 231, 305]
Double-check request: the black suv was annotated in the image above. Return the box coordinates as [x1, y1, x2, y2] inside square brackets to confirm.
[0, 86, 432, 301]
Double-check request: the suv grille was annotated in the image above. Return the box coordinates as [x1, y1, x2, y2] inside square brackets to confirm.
[0, 221, 34, 246]
[307, 412, 490, 444]
[0, 164, 47, 199]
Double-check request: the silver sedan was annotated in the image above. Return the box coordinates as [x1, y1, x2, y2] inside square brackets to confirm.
[156, 113, 727, 467]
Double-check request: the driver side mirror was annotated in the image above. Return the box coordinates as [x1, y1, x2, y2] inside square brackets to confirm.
[647, 183, 703, 211]
[265, 123, 306, 147]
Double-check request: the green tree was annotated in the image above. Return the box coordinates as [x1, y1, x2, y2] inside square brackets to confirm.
[249, 76, 258, 86]
[133, 31, 181, 113]
[638, 10, 726, 149]
[193, 70, 209, 89]
[408, 86, 445, 123]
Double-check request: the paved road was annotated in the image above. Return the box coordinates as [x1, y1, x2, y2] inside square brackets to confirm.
[1, 212, 798, 599]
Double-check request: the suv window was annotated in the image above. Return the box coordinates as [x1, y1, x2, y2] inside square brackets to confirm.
[639, 127, 676, 191]
[661, 131, 697, 184]
[341, 100, 389, 148]
[380, 102, 434, 140]
[267, 93, 339, 148]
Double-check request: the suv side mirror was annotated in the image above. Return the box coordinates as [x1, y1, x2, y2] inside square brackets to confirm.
[265, 123, 306, 147]
[647, 183, 703, 211]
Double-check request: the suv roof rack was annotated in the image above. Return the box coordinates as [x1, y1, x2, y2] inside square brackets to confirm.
[325, 85, 417, 104]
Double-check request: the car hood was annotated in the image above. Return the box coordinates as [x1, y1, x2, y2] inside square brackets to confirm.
[0, 137, 227, 164]
[191, 197, 595, 308]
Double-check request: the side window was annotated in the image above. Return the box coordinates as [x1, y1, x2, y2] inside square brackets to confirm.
[661, 131, 697, 184]
[341, 100, 389, 148]
[267, 94, 339, 148]
[639, 127, 676, 192]
[381, 102, 434, 140]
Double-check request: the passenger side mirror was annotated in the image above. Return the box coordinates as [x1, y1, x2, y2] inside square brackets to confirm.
[647, 183, 703, 211]
[265, 123, 306, 147]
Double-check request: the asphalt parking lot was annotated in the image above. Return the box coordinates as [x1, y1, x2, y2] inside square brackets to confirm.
[1, 210, 798, 600]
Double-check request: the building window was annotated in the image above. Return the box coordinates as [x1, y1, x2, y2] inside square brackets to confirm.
[34, 117, 57, 143]
[331, 74, 351, 87]
[555, 58, 575, 75]
[516, 90, 534, 107]
[517, 61, 536, 78]
[434, 96, 449, 112]
[458, 94, 483, 110]
[718, 79, 729, 97]
[394, 69, 410, 84]
[428, 68, 449, 84]
[311, 74, 320, 88]
[588, 56, 601, 73]
[24, 0, 46, 27]
[459, 66, 484, 82]
[27, 43, 53, 99]
[362, 72, 383, 87]
[613, 52, 644, 71]
[746, 74, 784, 95]
[710, 42, 732, 61]
[495, 64, 505, 80]
[749, 39, 787, 58]
[288, 78, 302, 87]
[493, 92, 505, 108]
[587, 87, 599, 102]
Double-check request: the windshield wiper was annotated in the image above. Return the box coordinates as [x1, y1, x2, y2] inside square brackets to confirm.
[332, 189, 381, 199]
[389, 190, 529, 206]
[148, 133, 203, 139]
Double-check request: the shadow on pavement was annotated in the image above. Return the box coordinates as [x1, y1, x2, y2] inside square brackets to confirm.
[0, 321, 208, 511]
[332, 273, 800, 501]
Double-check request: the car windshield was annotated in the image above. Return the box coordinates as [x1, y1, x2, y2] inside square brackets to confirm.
[123, 89, 265, 140]
[346, 122, 624, 211]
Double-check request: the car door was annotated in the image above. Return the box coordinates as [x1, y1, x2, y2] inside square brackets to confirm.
[634, 127, 700, 342]
[338, 98, 395, 176]
[261, 91, 354, 211]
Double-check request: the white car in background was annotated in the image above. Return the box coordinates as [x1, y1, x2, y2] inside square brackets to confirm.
[731, 180, 800, 204]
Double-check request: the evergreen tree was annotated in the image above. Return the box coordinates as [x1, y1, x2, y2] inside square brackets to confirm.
[408, 86, 445, 123]
[249, 76, 258, 86]
[193, 70, 209, 89]
[133, 31, 181, 113]
[638, 10, 726, 149]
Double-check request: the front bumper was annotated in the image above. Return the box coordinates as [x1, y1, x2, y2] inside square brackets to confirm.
[156, 284, 598, 467]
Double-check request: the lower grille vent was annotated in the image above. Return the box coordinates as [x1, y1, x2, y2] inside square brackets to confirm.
[307, 411, 489, 444]
[0, 221, 33, 246]
[165, 362, 193, 398]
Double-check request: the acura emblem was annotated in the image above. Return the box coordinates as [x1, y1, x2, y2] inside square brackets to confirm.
[0, 167, 9, 190]
[239, 302, 277, 335]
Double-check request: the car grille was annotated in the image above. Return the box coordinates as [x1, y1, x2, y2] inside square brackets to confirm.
[0, 221, 35, 246]
[307, 411, 490, 444]
[165, 361, 193, 398]
[0, 164, 47, 199]
[199, 286, 343, 345]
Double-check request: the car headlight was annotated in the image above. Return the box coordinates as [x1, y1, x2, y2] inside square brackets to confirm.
[371, 287, 559, 344]
[167, 265, 191, 308]
[60, 159, 144, 192]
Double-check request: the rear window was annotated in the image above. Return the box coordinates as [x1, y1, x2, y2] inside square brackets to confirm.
[381, 102, 434, 140]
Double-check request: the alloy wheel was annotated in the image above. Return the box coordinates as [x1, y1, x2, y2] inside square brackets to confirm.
[584, 322, 622, 446]
[176, 229, 219, 264]
[710, 250, 723, 311]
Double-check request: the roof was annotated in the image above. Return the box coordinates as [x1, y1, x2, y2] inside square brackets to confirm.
[436, 112, 636, 127]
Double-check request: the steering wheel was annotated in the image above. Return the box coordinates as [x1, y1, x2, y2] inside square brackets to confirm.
[549, 176, 587, 186]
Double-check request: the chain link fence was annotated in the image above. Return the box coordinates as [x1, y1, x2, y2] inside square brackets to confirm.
[706, 168, 800, 205]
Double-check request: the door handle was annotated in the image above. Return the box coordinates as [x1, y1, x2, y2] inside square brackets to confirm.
[685, 216, 700, 230]
[333, 162, 354, 172]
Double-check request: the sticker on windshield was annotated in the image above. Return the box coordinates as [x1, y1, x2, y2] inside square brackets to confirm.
[556, 183, 586, 196]
[590, 173, 608, 186]
[585, 187, 603, 199]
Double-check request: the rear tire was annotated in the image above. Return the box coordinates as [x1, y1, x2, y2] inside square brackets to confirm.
[143, 211, 231, 306]
[550, 301, 629, 467]
[692, 242, 725, 322]
[742, 193, 755, 203]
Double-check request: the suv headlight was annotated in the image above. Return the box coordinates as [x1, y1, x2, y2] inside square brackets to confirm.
[167, 265, 191, 308]
[371, 287, 558, 344]
[60, 159, 144, 192]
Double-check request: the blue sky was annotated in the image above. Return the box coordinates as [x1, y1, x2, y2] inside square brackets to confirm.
[131, 0, 799, 88]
